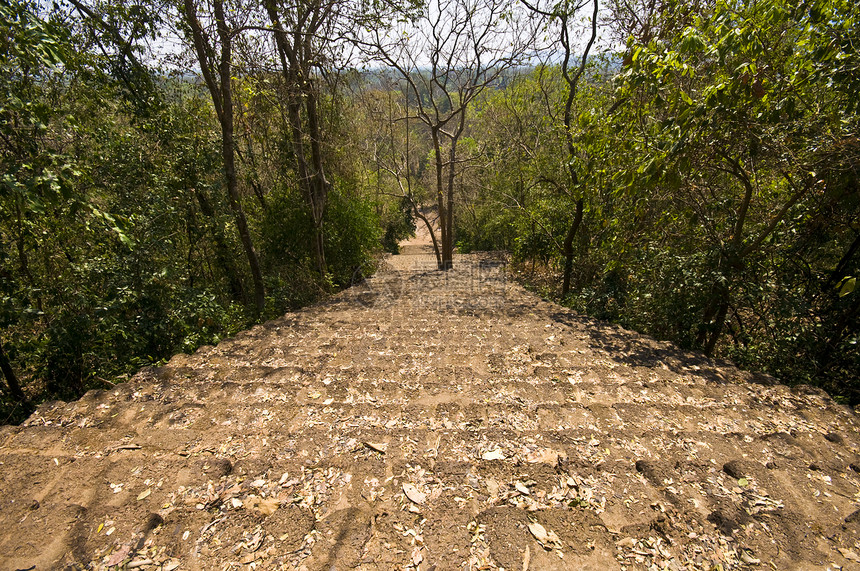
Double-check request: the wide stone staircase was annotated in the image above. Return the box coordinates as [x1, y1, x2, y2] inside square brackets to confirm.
[1, 242, 859, 570]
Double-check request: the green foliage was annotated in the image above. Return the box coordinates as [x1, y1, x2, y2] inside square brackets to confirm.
[260, 181, 381, 303]
[323, 185, 382, 286]
[465, 0, 860, 403]
[0, 0, 388, 420]
[381, 196, 416, 255]
[605, 0, 860, 399]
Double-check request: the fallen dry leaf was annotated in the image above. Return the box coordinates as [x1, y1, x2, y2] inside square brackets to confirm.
[364, 441, 387, 454]
[482, 449, 505, 461]
[411, 545, 424, 566]
[839, 548, 860, 562]
[528, 521, 562, 550]
[136, 489, 151, 501]
[106, 544, 130, 567]
[525, 448, 563, 465]
[245, 531, 264, 552]
[403, 483, 427, 505]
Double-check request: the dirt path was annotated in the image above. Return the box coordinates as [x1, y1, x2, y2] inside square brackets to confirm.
[2, 238, 860, 570]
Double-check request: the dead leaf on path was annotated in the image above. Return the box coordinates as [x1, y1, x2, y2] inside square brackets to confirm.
[364, 441, 387, 454]
[739, 549, 761, 565]
[106, 544, 131, 567]
[515, 481, 531, 495]
[245, 531, 264, 552]
[522, 545, 531, 571]
[136, 489, 151, 501]
[482, 449, 505, 461]
[839, 548, 860, 562]
[246, 496, 279, 515]
[403, 483, 426, 505]
[412, 546, 424, 566]
[525, 448, 564, 465]
[528, 521, 562, 550]
[163, 560, 180, 571]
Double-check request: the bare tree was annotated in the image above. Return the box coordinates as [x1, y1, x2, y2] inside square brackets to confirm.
[361, 0, 542, 270]
[352, 76, 441, 263]
[603, 0, 662, 45]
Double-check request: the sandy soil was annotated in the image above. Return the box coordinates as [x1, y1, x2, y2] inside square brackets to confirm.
[1, 235, 860, 570]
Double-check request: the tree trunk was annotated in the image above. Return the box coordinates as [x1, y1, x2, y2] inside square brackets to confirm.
[431, 128, 448, 270]
[697, 280, 730, 355]
[220, 116, 265, 313]
[825, 232, 860, 291]
[442, 129, 458, 270]
[0, 341, 26, 402]
[284, 96, 326, 274]
[703, 296, 730, 357]
[305, 86, 330, 277]
[313, 222, 327, 279]
[561, 197, 584, 297]
[419, 212, 442, 268]
[184, 0, 266, 314]
[214, 0, 265, 314]
[264, 0, 330, 278]
[192, 187, 246, 303]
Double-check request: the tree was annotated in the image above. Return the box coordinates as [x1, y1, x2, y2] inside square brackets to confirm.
[522, 0, 599, 295]
[0, 0, 73, 405]
[180, 0, 266, 313]
[262, 0, 343, 277]
[597, 0, 859, 400]
[362, 0, 541, 269]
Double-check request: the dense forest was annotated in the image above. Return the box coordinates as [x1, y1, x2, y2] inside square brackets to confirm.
[1, 0, 857, 423]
